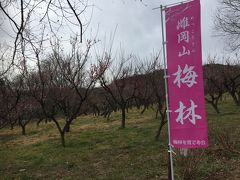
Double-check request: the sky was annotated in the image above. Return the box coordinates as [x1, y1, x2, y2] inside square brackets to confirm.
[0, 0, 225, 64]
[84, 0, 224, 63]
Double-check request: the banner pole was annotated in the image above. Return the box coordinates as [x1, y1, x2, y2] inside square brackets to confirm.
[160, 5, 175, 180]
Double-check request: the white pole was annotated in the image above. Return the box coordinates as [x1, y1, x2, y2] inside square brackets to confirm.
[160, 5, 175, 180]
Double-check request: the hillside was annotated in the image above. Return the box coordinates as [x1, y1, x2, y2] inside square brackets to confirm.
[0, 96, 240, 179]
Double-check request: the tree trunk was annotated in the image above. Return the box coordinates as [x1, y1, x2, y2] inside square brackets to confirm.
[206, 96, 221, 114]
[36, 118, 43, 127]
[155, 109, 167, 141]
[155, 109, 159, 119]
[60, 132, 65, 147]
[155, 120, 165, 141]
[19, 123, 26, 135]
[121, 106, 126, 128]
[65, 123, 70, 132]
[232, 93, 240, 106]
[107, 111, 111, 121]
[52, 119, 66, 147]
[18, 119, 26, 135]
[211, 102, 220, 114]
[140, 104, 147, 115]
[96, 107, 100, 116]
[228, 90, 240, 106]
[21, 125, 26, 135]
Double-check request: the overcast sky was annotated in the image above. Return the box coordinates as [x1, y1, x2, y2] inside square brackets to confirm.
[0, 0, 225, 64]
[84, 0, 224, 63]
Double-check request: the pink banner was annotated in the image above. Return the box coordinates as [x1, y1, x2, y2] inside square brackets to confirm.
[165, 0, 208, 148]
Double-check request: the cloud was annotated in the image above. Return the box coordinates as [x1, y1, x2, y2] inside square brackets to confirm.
[86, 0, 224, 62]
[0, 0, 225, 62]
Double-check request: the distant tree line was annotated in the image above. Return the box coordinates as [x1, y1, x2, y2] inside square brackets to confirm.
[0, 42, 239, 147]
[1, 0, 240, 147]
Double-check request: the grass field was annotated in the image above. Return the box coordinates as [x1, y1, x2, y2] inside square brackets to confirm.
[0, 98, 240, 179]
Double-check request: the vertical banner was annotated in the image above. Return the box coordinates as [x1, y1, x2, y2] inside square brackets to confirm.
[165, 0, 208, 148]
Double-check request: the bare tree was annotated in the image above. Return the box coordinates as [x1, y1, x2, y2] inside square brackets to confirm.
[218, 56, 240, 105]
[16, 100, 33, 135]
[0, 44, 14, 78]
[0, 0, 89, 60]
[203, 58, 226, 113]
[134, 62, 153, 115]
[0, 76, 21, 130]
[24, 37, 109, 146]
[215, 0, 240, 51]
[0, 0, 92, 86]
[87, 88, 117, 120]
[222, 61, 240, 106]
[100, 52, 138, 128]
[14, 77, 40, 135]
[139, 55, 167, 141]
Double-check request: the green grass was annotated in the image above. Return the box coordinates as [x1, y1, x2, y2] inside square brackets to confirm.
[0, 98, 240, 180]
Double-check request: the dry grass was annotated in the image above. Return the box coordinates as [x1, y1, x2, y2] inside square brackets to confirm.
[0, 102, 240, 179]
